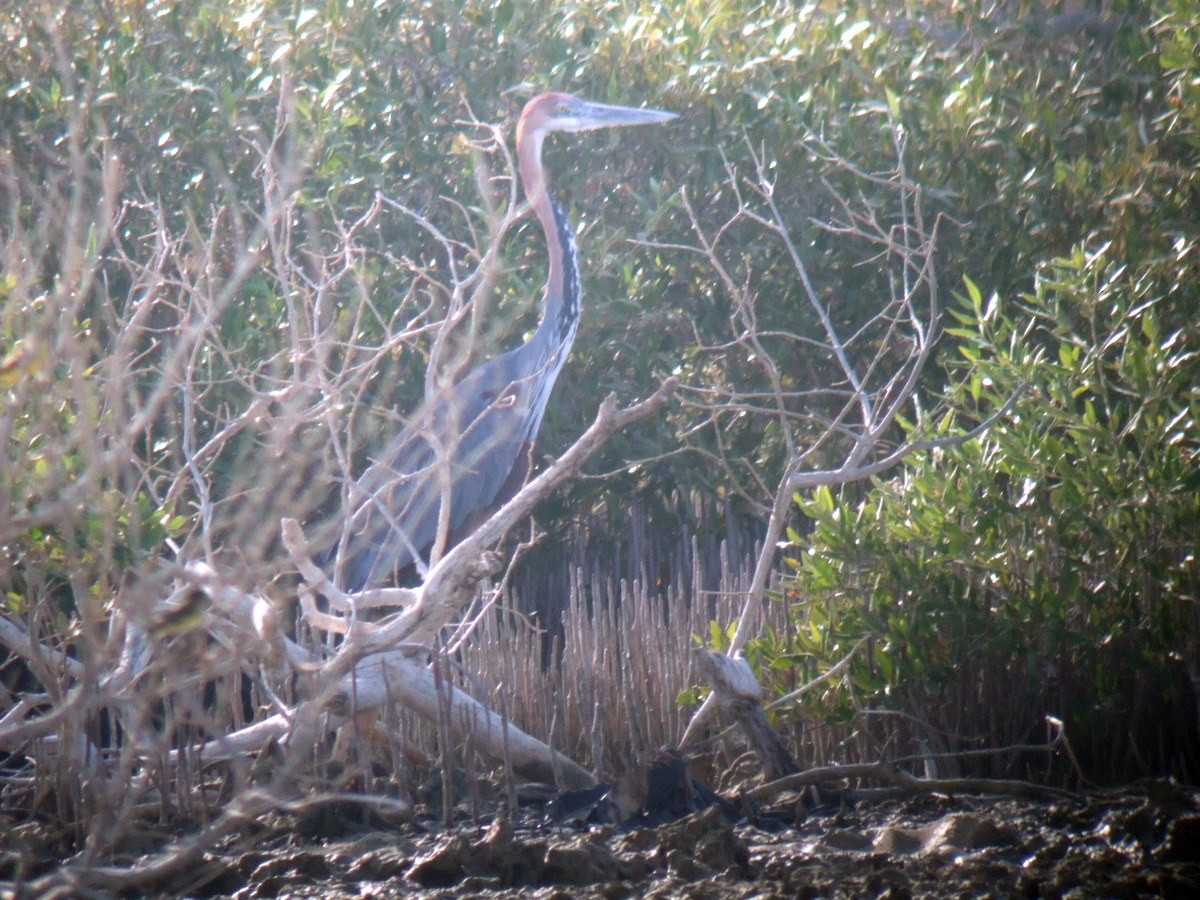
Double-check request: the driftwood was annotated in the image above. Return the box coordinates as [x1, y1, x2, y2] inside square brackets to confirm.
[332, 651, 593, 788]
[693, 647, 1079, 805]
[143, 383, 678, 794]
[0, 380, 680, 830]
[695, 650, 798, 782]
[750, 760, 1077, 804]
[168, 559, 595, 790]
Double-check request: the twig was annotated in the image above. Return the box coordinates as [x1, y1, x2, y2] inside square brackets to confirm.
[750, 760, 1078, 803]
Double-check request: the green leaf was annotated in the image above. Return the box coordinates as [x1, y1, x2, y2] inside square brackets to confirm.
[963, 274, 982, 310]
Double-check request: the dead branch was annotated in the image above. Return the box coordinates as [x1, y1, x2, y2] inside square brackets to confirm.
[695, 650, 798, 782]
[256, 381, 677, 787]
[290, 378, 679, 658]
[160, 559, 595, 789]
[750, 761, 1077, 804]
[677, 116, 1018, 751]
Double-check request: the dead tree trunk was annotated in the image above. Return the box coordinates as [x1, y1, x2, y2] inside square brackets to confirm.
[696, 650, 799, 781]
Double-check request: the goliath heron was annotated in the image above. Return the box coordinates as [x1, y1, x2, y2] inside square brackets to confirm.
[320, 93, 676, 592]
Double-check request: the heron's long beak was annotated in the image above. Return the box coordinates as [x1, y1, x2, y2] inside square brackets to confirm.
[564, 99, 678, 132]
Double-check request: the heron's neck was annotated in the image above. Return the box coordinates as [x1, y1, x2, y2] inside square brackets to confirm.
[519, 130, 580, 363]
[535, 196, 580, 356]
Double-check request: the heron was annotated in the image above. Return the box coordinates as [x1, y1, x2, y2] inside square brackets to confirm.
[320, 93, 676, 592]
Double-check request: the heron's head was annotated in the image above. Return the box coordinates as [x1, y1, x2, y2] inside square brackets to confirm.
[519, 92, 677, 137]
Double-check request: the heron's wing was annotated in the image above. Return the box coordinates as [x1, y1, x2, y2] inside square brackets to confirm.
[326, 351, 540, 591]
[328, 374, 530, 592]
[334, 424, 441, 592]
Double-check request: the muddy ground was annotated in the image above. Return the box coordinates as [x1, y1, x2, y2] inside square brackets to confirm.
[8, 778, 1199, 898]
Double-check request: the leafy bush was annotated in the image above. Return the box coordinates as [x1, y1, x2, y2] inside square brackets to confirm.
[762, 0, 1200, 782]
[774, 242, 1199, 779]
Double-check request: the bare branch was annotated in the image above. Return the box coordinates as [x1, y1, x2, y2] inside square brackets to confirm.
[676, 115, 1015, 750]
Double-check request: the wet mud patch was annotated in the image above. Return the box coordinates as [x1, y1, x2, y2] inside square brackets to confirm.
[7, 781, 1199, 897]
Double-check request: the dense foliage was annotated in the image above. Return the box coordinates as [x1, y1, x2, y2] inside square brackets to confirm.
[2, 0, 1197, 786]
[756, 2, 1200, 783]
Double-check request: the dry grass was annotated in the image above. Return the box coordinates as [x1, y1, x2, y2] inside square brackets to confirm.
[287, 509, 818, 796]
[469, 536, 763, 776]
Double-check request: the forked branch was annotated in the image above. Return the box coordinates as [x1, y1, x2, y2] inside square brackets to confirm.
[676, 118, 1016, 747]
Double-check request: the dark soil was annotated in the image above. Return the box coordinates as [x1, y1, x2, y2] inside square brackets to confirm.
[8, 779, 1199, 898]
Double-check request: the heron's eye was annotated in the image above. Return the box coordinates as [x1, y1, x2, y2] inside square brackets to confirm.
[556, 103, 569, 115]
